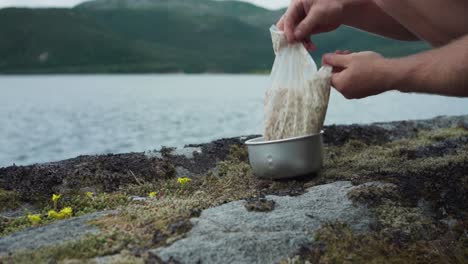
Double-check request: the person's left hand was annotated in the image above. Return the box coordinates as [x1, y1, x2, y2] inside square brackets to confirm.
[322, 51, 392, 99]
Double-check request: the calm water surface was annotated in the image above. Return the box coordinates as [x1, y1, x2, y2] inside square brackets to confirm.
[1, 74, 467, 167]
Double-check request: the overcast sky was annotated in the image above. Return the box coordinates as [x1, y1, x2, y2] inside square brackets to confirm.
[0, 0, 290, 9]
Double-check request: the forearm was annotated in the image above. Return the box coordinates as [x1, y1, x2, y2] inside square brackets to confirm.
[343, 0, 418, 41]
[385, 35, 468, 97]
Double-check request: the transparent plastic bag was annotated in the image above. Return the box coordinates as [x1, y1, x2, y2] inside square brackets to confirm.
[264, 25, 332, 141]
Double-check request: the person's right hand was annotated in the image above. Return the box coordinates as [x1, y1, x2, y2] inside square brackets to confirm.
[323, 51, 392, 99]
[277, 0, 346, 45]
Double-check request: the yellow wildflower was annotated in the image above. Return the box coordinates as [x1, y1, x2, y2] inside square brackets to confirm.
[60, 207, 73, 218]
[48, 210, 62, 219]
[85, 192, 94, 199]
[52, 194, 61, 210]
[177, 177, 192, 188]
[48, 207, 73, 220]
[149, 191, 157, 198]
[52, 194, 61, 202]
[27, 214, 42, 225]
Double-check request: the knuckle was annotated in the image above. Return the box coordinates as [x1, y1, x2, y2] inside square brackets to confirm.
[348, 53, 357, 60]
[342, 91, 355, 99]
[328, 1, 343, 12]
[332, 78, 345, 90]
[284, 15, 293, 26]
[315, 4, 327, 14]
[316, 0, 342, 14]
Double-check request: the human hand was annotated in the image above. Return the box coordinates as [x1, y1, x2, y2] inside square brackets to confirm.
[276, 0, 346, 46]
[322, 51, 392, 99]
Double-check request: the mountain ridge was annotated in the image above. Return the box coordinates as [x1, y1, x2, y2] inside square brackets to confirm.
[0, 0, 429, 74]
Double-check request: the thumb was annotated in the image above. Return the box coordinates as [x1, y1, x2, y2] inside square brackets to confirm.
[331, 72, 344, 89]
[322, 53, 351, 68]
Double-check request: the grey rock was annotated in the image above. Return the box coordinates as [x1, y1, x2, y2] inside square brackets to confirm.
[173, 147, 202, 159]
[0, 211, 111, 256]
[131, 196, 148, 202]
[374, 115, 468, 131]
[144, 150, 164, 159]
[151, 181, 373, 264]
[374, 115, 468, 140]
[175, 166, 195, 178]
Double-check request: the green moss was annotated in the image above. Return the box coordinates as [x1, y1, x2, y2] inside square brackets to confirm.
[348, 183, 438, 242]
[110, 160, 259, 245]
[323, 127, 468, 180]
[374, 201, 435, 241]
[418, 127, 468, 142]
[0, 191, 131, 236]
[217, 160, 252, 178]
[321, 127, 468, 219]
[0, 216, 30, 236]
[347, 183, 401, 207]
[2, 231, 138, 263]
[282, 127, 468, 263]
[62, 192, 130, 216]
[226, 144, 249, 162]
[0, 189, 21, 211]
[283, 222, 467, 264]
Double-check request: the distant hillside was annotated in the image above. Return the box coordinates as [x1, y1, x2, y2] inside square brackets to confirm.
[0, 0, 429, 74]
[76, 0, 283, 28]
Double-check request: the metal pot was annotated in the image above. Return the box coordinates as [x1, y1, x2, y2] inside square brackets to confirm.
[245, 132, 323, 179]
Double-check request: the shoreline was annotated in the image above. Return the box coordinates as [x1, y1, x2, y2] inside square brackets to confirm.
[1, 114, 467, 262]
[0, 71, 271, 76]
[1, 115, 466, 169]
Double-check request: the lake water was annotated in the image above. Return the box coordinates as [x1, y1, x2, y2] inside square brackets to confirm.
[1, 74, 467, 167]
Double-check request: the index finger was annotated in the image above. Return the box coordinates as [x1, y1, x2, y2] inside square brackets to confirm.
[294, 8, 322, 41]
[284, 1, 303, 43]
[276, 15, 285, 30]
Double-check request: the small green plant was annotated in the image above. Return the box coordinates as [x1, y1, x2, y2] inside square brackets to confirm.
[85, 192, 94, 199]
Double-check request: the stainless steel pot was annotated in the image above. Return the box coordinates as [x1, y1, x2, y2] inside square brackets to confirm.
[245, 132, 323, 179]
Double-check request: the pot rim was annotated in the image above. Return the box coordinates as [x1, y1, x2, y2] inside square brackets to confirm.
[245, 131, 324, 146]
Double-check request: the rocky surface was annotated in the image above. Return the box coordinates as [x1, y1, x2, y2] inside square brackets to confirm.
[0, 115, 467, 263]
[0, 136, 259, 204]
[323, 115, 468, 145]
[151, 181, 372, 264]
[0, 211, 110, 256]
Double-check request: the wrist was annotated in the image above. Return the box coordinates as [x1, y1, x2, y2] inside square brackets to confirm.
[380, 57, 413, 93]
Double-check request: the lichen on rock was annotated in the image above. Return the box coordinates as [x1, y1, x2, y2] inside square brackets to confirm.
[283, 221, 467, 264]
[347, 182, 401, 207]
[244, 198, 276, 212]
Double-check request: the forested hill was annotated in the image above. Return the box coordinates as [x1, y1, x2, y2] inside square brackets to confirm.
[0, 0, 429, 74]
